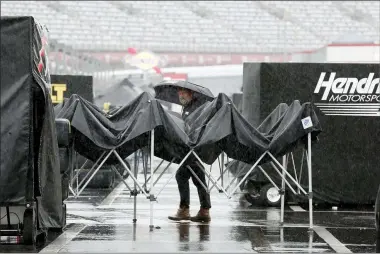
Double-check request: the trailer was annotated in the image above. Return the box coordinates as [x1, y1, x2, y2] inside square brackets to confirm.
[241, 62, 380, 207]
[0, 16, 68, 244]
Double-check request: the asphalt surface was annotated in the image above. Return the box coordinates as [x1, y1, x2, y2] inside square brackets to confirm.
[1, 160, 379, 253]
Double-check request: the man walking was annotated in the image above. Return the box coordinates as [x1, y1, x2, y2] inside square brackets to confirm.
[168, 87, 211, 222]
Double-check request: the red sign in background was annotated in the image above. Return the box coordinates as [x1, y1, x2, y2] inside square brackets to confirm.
[48, 51, 293, 67]
[162, 73, 188, 81]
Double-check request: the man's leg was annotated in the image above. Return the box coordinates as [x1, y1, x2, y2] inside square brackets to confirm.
[189, 163, 211, 222]
[168, 164, 192, 221]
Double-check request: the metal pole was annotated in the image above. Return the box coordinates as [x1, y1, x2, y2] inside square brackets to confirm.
[71, 158, 90, 186]
[111, 165, 132, 192]
[149, 129, 155, 231]
[257, 166, 280, 191]
[269, 161, 298, 195]
[308, 133, 313, 230]
[267, 153, 307, 194]
[308, 230, 314, 253]
[152, 160, 173, 187]
[221, 153, 225, 188]
[113, 151, 149, 197]
[209, 164, 231, 192]
[143, 159, 164, 189]
[133, 151, 138, 223]
[280, 155, 286, 226]
[228, 152, 268, 198]
[77, 155, 105, 190]
[155, 151, 193, 198]
[76, 150, 113, 197]
[187, 166, 209, 193]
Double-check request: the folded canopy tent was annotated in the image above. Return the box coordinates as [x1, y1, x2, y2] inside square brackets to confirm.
[55, 92, 321, 230]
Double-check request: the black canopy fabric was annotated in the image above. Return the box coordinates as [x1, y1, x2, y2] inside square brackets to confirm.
[226, 102, 312, 189]
[55, 92, 321, 169]
[185, 93, 322, 165]
[154, 80, 214, 105]
[55, 93, 190, 165]
[1, 17, 63, 228]
[226, 102, 290, 179]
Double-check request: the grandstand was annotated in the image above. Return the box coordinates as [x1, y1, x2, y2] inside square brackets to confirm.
[1, 1, 379, 52]
[1, 1, 379, 95]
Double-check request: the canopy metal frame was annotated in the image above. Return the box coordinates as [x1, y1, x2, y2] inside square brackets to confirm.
[68, 130, 314, 231]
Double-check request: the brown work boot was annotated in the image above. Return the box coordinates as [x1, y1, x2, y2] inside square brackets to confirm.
[190, 208, 211, 222]
[168, 206, 190, 221]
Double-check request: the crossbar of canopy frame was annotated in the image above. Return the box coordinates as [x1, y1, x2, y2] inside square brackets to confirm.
[187, 132, 313, 230]
[68, 130, 314, 231]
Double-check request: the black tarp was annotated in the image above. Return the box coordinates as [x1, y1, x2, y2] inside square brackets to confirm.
[0, 16, 62, 228]
[55, 91, 321, 170]
[186, 93, 321, 165]
[55, 93, 190, 165]
[242, 62, 380, 205]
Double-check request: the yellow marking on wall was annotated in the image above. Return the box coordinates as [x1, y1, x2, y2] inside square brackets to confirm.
[51, 83, 67, 104]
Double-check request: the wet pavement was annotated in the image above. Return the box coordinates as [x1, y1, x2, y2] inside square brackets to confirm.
[1, 167, 378, 253]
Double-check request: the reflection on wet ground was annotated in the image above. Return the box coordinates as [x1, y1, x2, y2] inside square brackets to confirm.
[1, 173, 378, 253]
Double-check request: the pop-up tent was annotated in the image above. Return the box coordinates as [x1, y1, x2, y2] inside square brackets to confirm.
[0, 16, 63, 244]
[55, 90, 322, 229]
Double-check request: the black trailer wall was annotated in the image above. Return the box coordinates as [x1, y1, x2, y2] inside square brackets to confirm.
[1, 16, 63, 228]
[242, 62, 380, 205]
[0, 17, 34, 204]
[232, 93, 243, 113]
[50, 75, 93, 105]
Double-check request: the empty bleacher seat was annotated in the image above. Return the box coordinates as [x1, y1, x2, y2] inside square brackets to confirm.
[1, 1, 378, 52]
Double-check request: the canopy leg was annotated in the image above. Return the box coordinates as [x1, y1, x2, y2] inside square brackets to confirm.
[113, 151, 149, 197]
[228, 152, 267, 198]
[280, 155, 287, 226]
[68, 185, 76, 196]
[307, 132, 313, 230]
[257, 166, 280, 191]
[133, 151, 138, 223]
[141, 150, 148, 193]
[220, 153, 225, 189]
[298, 150, 305, 195]
[143, 159, 164, 189]
[209, 165, 230, 192]
[111, 165, 132, 192]
[308, 229, 314, 252]
[71, 158, 90, 186]
[155, 151, 192, 198]
[153, 160, 173, 187]
[268, 153, 307, 195]
[76, 150, 113, 197]
[187, 166, 209, 193]
[76, 152, 106, 192]
[149, 130, 155, 231]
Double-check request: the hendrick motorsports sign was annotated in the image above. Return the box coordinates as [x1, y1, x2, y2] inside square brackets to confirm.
[314, 72, 380, 117]
[242, 62, 380, 205]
